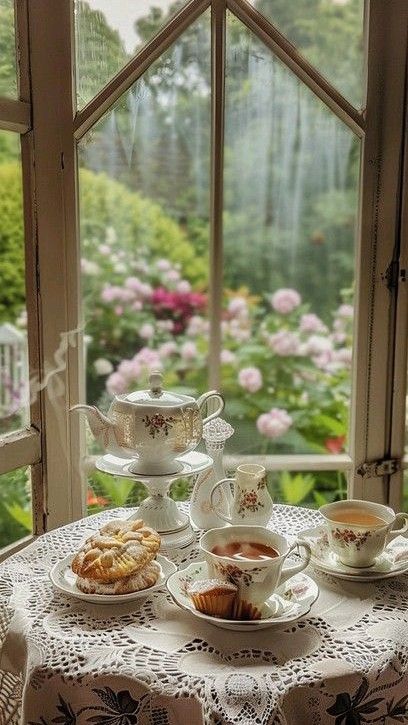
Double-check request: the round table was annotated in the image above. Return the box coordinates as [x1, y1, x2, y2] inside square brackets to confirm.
[1, 504, 408, 725]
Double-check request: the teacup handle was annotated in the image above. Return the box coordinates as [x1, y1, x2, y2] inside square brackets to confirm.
[197, 391, 225, 424]
[387, 513, 408, 543]
[278, 541, 311, 588]
[210, 479, 235, 523]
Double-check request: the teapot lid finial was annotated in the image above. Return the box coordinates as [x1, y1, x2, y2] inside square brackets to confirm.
[149, 370, 163, 396]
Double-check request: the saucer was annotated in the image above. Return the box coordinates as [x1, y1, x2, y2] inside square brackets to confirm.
[166, 560, 319, 631]
[95, 451, 213, 482]
[50, 554, 177, 604]
[298, 525, 408, 581]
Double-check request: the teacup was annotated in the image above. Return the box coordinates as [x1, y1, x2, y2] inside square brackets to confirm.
[210, 463, 273, 526]
[200, 525, 311, 608]
[319, 499, 408, 568]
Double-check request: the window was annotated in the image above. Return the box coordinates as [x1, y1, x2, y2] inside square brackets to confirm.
[1, 0, 408, 553]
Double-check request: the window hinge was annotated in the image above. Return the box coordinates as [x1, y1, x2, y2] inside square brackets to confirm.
[357, 458, 401, 478]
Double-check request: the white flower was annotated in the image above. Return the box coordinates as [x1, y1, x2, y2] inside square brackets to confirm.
[94, 358, 113, 376]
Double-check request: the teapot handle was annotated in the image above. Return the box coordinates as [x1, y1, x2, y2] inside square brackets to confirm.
[197, 391, 225, 424]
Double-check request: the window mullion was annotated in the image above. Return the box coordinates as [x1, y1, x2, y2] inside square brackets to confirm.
[349, 0, 408, 504]
[209, 0, 226, 390]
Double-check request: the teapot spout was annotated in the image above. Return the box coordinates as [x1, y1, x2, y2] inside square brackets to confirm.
[70, 404, 117, 450]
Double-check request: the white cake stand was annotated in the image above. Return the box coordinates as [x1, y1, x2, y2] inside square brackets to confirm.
[95, 451, 213, 549]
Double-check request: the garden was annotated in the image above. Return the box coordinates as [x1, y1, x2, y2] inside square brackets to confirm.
[0, 0, 369, 548]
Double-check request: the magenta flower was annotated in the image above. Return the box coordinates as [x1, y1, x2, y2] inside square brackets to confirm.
[271, 288, 301, 314]
[257, 408, 293, 439]
[238, 366, 263, 393]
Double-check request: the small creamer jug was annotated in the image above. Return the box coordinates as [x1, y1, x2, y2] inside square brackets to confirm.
[210, 463, 273, 526]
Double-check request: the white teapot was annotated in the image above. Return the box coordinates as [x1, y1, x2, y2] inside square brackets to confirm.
[71, 371, 224, 476]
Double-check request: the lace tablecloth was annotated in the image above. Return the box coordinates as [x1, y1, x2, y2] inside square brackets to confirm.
[1, 504, 408, 725]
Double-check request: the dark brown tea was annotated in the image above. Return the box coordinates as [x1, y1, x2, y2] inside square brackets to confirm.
[212, 541, 279, 561]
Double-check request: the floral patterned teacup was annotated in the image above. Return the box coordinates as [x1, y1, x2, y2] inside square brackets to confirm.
[200, 525, 311, 607]
[319, 499, 408, 568]
[210, 463, 273, 526]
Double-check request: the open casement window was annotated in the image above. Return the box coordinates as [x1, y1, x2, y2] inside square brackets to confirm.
[1, 1, 408, 554]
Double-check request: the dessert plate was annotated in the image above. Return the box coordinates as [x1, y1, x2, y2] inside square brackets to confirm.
[166, 560, 319, 631]
[298, 525, 408, 581]
[50, 554, 177, 604]
[96, 451, 212, 482]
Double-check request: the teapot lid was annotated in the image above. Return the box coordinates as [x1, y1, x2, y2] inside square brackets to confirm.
[121, 371, 195, 407]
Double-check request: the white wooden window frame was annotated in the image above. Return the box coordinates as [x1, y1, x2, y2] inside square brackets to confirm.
[1, 0, 408, 558]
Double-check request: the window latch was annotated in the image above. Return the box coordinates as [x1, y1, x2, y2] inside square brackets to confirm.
[357, 458, 401, 478]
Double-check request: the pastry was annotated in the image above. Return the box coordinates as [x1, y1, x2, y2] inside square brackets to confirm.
[186, 578, 237, 618]
[76, 559, 161, 595]
[232, 599, 262, 621]
[71, 519, 161, 583]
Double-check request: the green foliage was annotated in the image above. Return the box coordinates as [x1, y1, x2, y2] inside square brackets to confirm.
[0, 467, 32, 548]
[0, 162, 24, 322]
[0, 0, 17, 96]
[279, 471, 316, 505]
[75, 1, 129, 107]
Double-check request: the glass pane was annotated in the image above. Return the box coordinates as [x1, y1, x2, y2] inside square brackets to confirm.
[222, 15, 360, 458]
[0, 131, 29, 436]
[247, 0, 365, 108]
[265, 469, 347, 507]
[0, 466, 32, 549]
[0, 0, 18, 97]
[75, 0, 190, 108]
[78, 14, 211, 462]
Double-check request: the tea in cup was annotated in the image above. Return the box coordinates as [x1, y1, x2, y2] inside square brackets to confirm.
[210, 463, 273, 526]
[319, 499, 408, 568]
[200, 525, 311, 609]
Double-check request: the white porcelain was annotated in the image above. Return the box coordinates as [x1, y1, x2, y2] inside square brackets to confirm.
[200, 525, 311, 609]
[210, 464, 273, 526]
[49, 554, 177, 604]
[190, 418, 234, 531]
[319, 499, 408, 568]
[71, 371, 224, 475]
[96, 451, 212, 537]
[298, 524, 408, 581]
[166, 560, 319, 631]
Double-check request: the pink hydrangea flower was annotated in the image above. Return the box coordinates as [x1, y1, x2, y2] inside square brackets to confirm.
[334, 347, 352, 366]
[181, 341, 198, 361]
[238, 367, 262, 393]
[118, 359, 141, 380]
[337, 304, 353, 318]
[106, 372, 127, 395]
[187, 316, 208, 337]
[156, 259, 172, 272]
[114, 306, 123, 316]
[139, 323, 154, 340]
[165, 269, 180, 283]
[257, 408, 293, 439]
[159, 341, 177, 357]
[305, 335, 333, 357]
[177, 280, 192, 293]
[299, 313, 327, 334]
[228, 297, 248, 318]
[271, 288, 301, 314]
[98, 244, 111, 256]
[268, 330, 300, 356]
[220, 349, 236, 364]
[125, 276, 143, 292]
[136, 347, 161, 369]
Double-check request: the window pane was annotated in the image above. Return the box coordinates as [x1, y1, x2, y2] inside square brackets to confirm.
[0, 466, 32, 549]
[0, 131, 29, 436]
[266, 469, 347, 507]
[222, 15, 360, 459]
[75, 0, 191, 108]
[0, 0, 17, 97]
[78, 14, 211, 456]
[247, 0, 365, 108]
